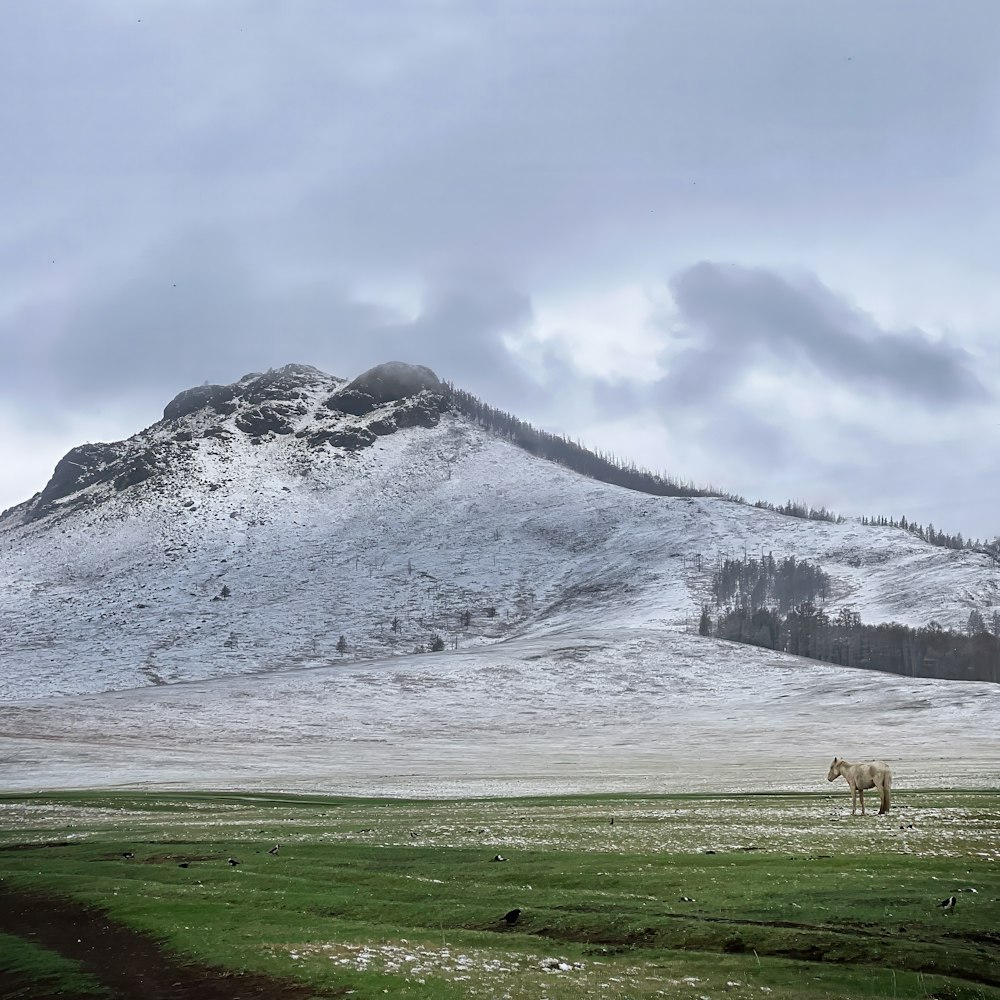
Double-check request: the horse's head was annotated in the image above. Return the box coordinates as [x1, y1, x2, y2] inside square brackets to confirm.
[827, 757, 840, 782]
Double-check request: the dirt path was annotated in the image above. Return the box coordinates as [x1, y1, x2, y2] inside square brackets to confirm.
[0, 885, 344, 1000]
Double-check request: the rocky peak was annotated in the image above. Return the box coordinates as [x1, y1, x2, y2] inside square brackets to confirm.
[324, 362, 446, 417]
[162, 364, 331, 422]
[32, 442, 126, 513]
[163, 383, 236, 422]
[9, 362, 452, 525]
[347, 361, 444, 402]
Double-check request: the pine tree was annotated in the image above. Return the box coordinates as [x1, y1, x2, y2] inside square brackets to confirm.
[698, 606, 712, 636]
[967, 610, 987, 637]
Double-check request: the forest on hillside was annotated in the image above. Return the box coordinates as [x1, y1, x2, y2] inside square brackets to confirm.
[702, 556, 999, 684]
[448, 385, 1000, 553]
[447, 385, 721, 499]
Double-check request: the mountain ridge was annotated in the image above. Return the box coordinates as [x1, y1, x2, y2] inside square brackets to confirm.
[3, 362, 454, 525]
[1, 361, 997, 703]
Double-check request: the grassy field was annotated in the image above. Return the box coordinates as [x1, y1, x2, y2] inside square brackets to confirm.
[0, 789, 998, 999]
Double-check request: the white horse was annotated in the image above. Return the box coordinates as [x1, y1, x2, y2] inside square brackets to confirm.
[827, 757, 892, 815]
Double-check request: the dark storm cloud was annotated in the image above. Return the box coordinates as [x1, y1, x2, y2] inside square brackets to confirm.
[379, 277, 535, 395]
[658, 262, 989, 407]
[0, 230, 541, 424]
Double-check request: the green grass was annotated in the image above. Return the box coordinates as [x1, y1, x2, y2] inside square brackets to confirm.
[1, 789, 998, 999]
[0, 931, 109, 997]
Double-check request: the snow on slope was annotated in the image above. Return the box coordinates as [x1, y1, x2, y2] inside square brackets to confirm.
[1, 362, 998, 796]
[2, 629, 998, 795]
[0, 364, 998, 702]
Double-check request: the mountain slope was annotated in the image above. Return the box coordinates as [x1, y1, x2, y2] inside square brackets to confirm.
[1, 362, 997, 703]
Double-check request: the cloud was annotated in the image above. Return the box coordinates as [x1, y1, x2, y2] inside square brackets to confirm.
[379, 275, 535, 395]
[0, 229, 543, 428]
[659, 262, 990, 407]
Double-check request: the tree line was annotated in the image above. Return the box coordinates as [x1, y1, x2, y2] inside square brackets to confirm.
[861, 514, 1000, 560]
[710, 553, 830, 613]
[446, 387, 996, 551]
[752, 499, 843, 524]
[702, 557, 999, 684]
[447, 385, 723, 499]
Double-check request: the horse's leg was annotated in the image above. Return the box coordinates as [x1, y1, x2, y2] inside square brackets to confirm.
[858, 787, 866, 816]
[851, 785, 857, 815]
[878, 780, 889, 815]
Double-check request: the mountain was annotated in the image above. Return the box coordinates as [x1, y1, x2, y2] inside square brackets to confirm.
[1, 361, 997, 704]
[2, 361, 1000, 796]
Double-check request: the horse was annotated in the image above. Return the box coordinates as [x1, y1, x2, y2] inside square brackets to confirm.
[826, 757, 892, 815]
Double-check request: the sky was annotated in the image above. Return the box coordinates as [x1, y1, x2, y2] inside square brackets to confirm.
[2, 1, 999, 540]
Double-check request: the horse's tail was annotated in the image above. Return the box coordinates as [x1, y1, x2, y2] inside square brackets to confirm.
[880, 769, 892, 814]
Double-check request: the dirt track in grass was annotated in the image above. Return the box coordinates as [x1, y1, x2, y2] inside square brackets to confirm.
[0, 884, 344, 1000]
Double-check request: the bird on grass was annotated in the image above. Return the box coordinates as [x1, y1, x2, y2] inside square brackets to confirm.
[501, 908, 521, 925]
[228, 857, 241, 867]
[491, 854, 507, 862]
[267, 844, 280, 855]
[936, 896, 956, 913]
[178, 862, 190, 869]
[121, 851, 135, 860]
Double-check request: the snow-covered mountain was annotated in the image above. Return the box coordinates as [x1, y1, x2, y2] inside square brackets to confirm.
[1, 361, 997, 703]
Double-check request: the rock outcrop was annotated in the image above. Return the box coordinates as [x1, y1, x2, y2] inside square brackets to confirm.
[12, 362, 453, 523]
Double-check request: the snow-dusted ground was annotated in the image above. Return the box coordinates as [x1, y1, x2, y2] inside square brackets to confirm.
[1, 370, 998, 796]
[2, 629, 998, 796]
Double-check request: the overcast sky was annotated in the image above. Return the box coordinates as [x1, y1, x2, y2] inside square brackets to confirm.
[2, 1, 999, 540]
